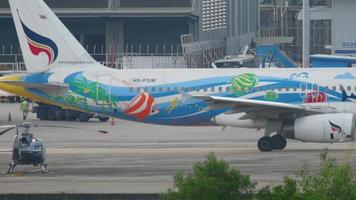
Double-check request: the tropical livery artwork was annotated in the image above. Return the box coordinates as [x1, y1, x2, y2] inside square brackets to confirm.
[2, 0, 356, 152]
[6, 70, 354, 126]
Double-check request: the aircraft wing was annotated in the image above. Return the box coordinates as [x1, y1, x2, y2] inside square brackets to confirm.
[193, 95, 338, 120]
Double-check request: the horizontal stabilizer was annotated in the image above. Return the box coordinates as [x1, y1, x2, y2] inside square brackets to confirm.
[0, 80, 68, 96]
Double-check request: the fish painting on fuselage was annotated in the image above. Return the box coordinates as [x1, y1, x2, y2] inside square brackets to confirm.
[1, 0, 356, 152]
[7, 69, 352, 126]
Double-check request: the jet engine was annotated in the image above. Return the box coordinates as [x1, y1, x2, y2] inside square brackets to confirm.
[283, 113, 356, 143]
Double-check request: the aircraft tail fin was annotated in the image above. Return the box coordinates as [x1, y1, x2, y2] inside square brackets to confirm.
[9, 0, 102, 73]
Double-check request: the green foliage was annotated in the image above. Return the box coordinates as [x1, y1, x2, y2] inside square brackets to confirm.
[163, 149, 356, 200]
[256, 178, 302, 200]
[161, 153, 256, 200]
[256, 148, 356, 200]
[297, 149, 356, 200]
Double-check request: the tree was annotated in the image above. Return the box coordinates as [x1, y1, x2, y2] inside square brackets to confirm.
[163, 149, 356, 200]
[161, 153, 256, 200]
[256, 148, 356, 200]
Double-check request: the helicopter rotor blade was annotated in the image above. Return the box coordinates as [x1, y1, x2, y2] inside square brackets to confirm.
[0, 125, 16, 136]
[34, 125, 109, 135]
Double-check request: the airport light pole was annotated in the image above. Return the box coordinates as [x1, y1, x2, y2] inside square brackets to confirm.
[302, 0, 310, 68]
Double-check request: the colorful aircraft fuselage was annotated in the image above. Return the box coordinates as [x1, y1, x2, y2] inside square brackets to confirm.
[1, 68, 356, 126]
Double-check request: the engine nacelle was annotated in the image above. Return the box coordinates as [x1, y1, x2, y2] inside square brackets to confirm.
[283, 113, 356, 143]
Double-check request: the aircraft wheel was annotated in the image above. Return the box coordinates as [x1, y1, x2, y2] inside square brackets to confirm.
[78, 113, 90, 122]
[98, 116, 109, 122]
[257, 137, 273, 152]
[271, 135, 287, 150]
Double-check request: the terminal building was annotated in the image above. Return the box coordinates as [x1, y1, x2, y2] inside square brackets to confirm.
[261, 0, 356, 62]
[0, 0, 259, 69]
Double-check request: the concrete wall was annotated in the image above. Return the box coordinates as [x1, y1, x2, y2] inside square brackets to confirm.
[195, 0, 258, 55]
[226, 0, 258, 55]
[332, 0, 356, 55]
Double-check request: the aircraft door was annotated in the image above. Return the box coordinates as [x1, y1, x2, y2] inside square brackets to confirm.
[299, 82, 307, 100]
[96, 76, 111, 105]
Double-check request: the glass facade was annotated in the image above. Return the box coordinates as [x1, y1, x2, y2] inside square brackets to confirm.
[0, 1, 9, 8]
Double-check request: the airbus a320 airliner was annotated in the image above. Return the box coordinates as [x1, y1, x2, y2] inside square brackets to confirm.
[1, 0, 355, 152]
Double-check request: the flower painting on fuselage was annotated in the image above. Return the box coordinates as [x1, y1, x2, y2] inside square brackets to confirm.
[12, 69, 348, 126]
[304, 91, 328, 103]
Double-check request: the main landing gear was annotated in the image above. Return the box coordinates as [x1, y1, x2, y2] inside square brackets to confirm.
[257, 135, 287, 152]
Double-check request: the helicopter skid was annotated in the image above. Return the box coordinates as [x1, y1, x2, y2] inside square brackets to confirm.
[6, 161, 48, 174]
[40, 164, 48, 173]
[6, 161, 16, 174]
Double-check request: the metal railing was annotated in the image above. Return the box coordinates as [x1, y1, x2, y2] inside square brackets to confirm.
[0, 0, 110, 9]
[0, 44, 187, 71]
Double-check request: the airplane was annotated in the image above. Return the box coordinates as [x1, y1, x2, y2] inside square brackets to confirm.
[0, 0, 355, 152]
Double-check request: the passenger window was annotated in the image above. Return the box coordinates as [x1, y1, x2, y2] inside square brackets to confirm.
[211, 87, 215, 92]
[226, 86, 231, 92]
[203, 88, 208, 92]
[173, 87, 178, 92]
[144, 88, 148, 92]
[218, 87, 222, 92]
[340, 86, 345, 91]
[332, 86, 337, 91]
[151, 87, 156, 92]
[293, 87, 297, 92]
[312, 84, 318, 91]
[285, 87, 290, 92]
[278, 88, 282, 92]
[301, 86, 306, 92]
[166, 87, 171, 92]
[159, 87, 163, 92]
[129, 87, 133, 92]
[137, 88, 141, 92]
[347, 86, 352, 91]
[325, 86, 329, 90]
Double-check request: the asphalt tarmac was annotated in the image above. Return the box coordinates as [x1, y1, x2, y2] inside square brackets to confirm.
[0, 103, 355, 193]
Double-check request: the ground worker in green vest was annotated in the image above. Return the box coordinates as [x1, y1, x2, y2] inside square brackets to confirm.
[20, 99, 30, 120]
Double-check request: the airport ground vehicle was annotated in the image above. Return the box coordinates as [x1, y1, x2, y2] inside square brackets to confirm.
[0, 90, 20, 103]
[33, 103, 110, 122]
